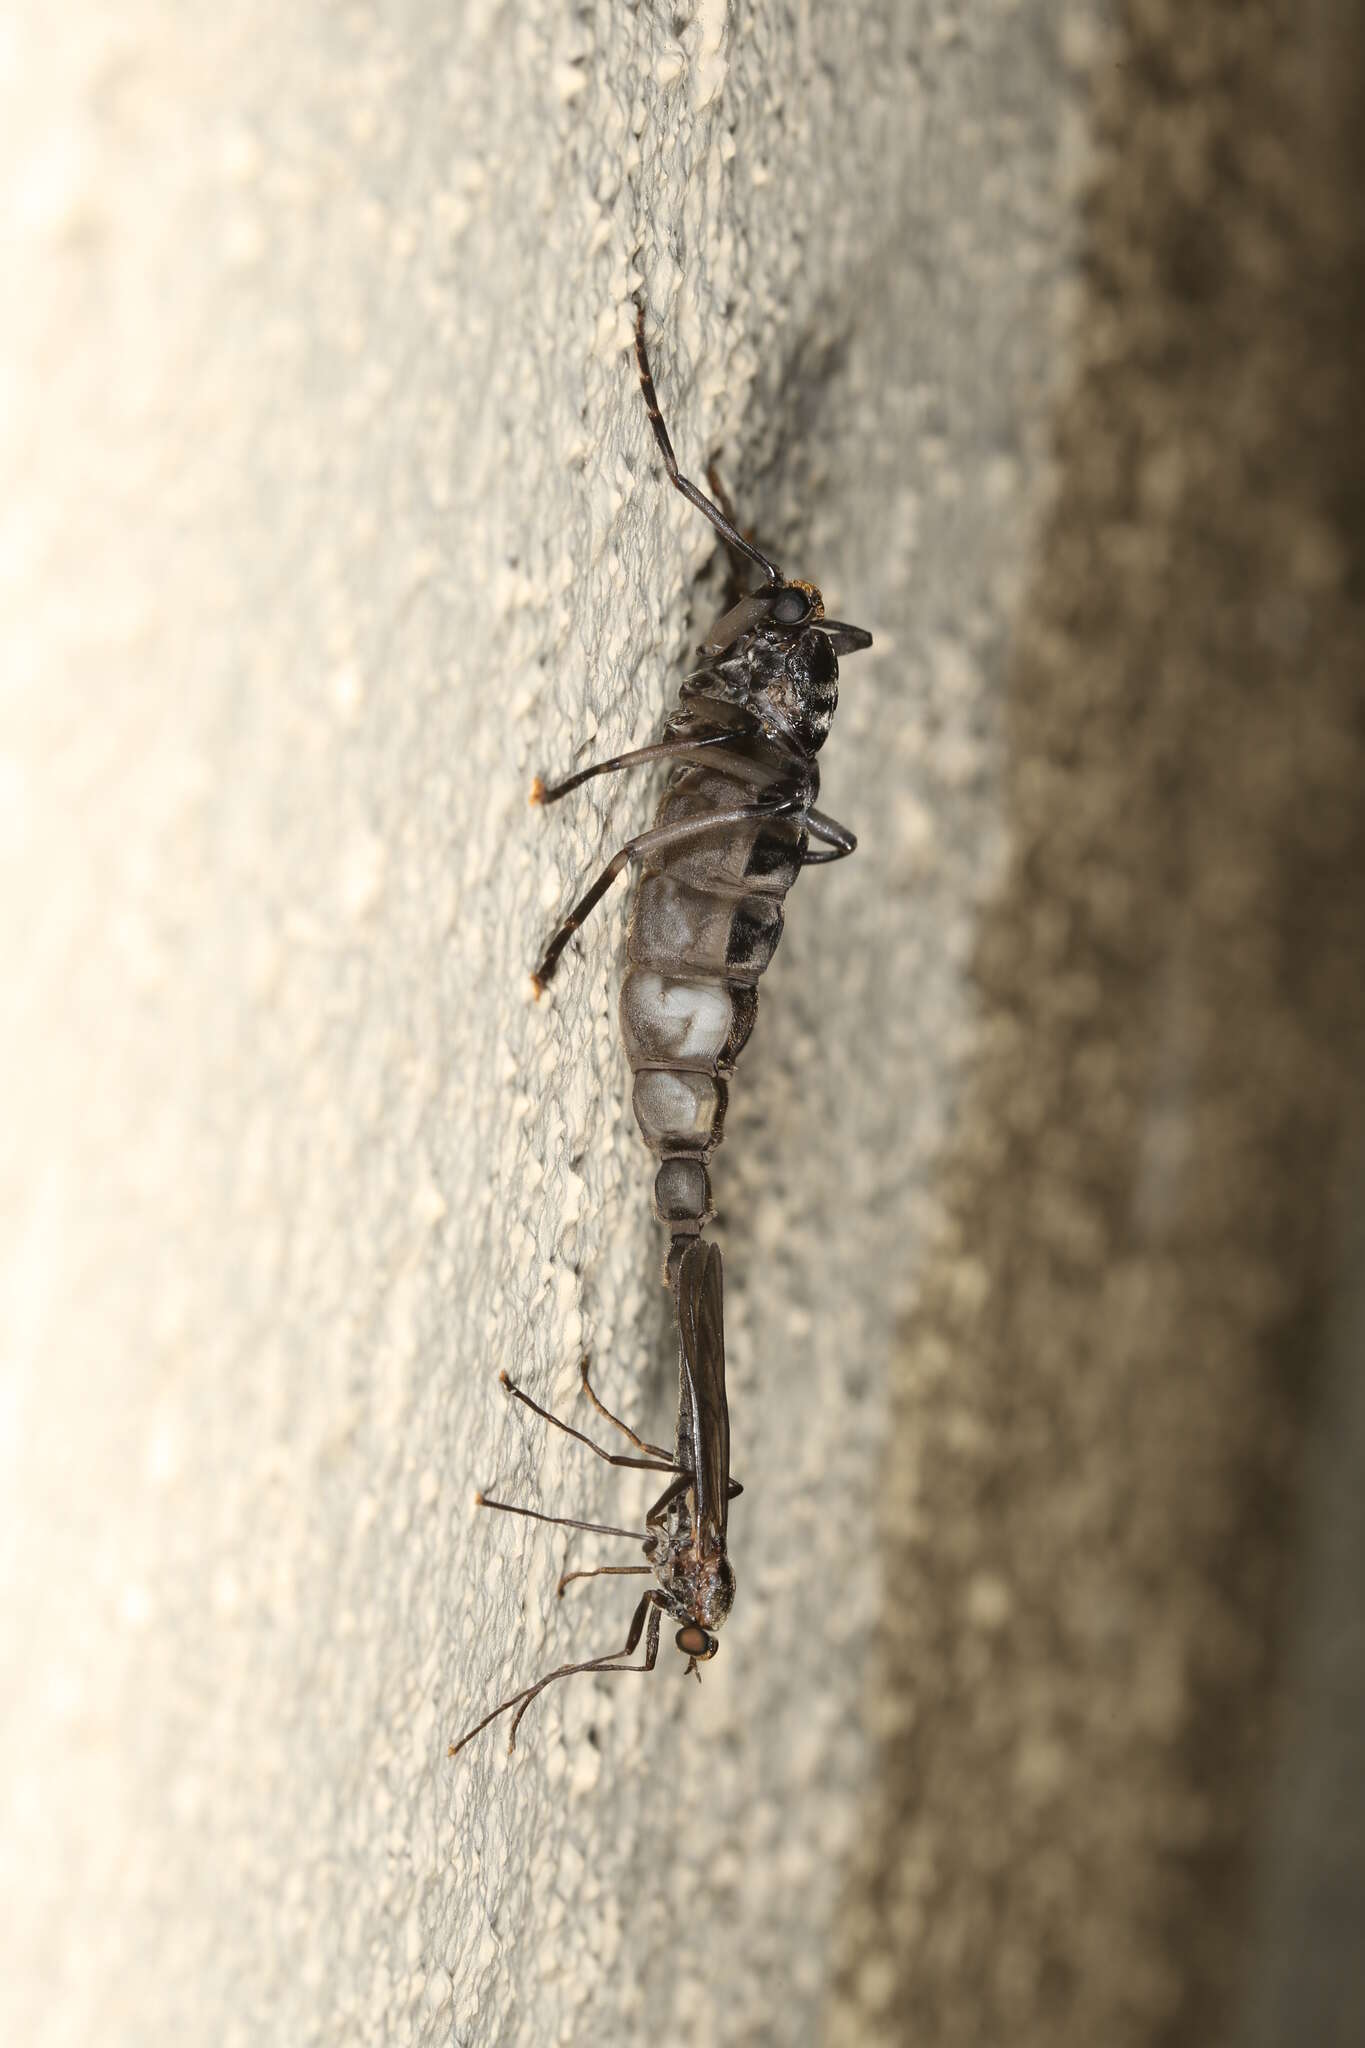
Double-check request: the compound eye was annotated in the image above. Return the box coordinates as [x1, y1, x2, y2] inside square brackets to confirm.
[676, 1624, 718, 1661]
[771, 586, 812, 625]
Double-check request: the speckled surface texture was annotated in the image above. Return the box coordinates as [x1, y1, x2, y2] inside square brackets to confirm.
[3, 3, 1362, 2047]
[827, 6, 1365, 2045]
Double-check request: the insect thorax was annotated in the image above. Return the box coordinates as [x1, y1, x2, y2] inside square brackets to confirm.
[645, 1523, 736, 1634]
[707, 625, 840, 757]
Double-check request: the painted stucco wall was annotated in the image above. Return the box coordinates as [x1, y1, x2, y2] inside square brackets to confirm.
[4, 4, 1362, 2047]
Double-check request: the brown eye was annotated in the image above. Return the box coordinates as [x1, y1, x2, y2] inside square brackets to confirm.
[676, 1624, 717, 1660]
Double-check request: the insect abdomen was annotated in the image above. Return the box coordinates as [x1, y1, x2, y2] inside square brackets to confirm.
[620, 767, 805, 1235]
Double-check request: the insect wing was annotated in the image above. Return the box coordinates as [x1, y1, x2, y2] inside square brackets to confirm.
[677, 1239, 731, 1543]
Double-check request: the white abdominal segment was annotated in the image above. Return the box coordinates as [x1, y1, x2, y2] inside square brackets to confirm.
[621, 971, 732, 1065]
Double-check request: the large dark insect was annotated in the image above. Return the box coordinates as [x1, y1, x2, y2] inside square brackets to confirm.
[450, 302, 870, 1757]
[531, 298, 872, 1285]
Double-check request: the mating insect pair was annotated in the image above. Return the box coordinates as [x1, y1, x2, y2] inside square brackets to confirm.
[449, 300, 871, 1758]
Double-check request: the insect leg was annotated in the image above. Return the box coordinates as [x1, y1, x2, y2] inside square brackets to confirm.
[578, 1355, 672, 1460]
[633, 296, 781, 586]
[817, 619, 874, 655]
[530, 726, 750, 807]
[533, 794, 804, 990]
[704, 457, 739, 529]
[704, 456, 769, 603]
[506, 1593, 663, 1750]
[801, 806, 858, 866]
[448, 1592, 663, 1758]
[498, 1370, 675, 1474]
[474, 1492, 642, 1541]
[556, 1563, 653, 1597]
[644, 1471, 694, 1526]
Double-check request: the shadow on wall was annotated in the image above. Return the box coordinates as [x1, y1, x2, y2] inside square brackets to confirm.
[830, 6, 1365, 2047]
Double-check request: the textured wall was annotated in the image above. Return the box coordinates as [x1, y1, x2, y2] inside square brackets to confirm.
[3, 4, 1361, 2047]
[828, 7, 1365, 2043]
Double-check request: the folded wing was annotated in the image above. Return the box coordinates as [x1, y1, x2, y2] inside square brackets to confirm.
[676, 1238, 731, 1544]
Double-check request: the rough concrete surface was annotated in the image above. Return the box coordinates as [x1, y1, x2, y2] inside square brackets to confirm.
[2, 4, 1361, 2048]
[826, 6, 1365, 2046]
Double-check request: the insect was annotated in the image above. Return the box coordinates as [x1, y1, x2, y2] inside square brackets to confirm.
[531, 298, 872, 1282]
[448, 1238, 739, 1757]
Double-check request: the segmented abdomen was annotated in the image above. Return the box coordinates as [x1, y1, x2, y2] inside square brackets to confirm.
[619, 763, 806, 1238]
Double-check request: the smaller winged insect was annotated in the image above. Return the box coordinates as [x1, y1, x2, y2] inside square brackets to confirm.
[449, 1240, 739, 1757]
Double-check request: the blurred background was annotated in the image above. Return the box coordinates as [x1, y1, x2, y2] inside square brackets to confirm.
[2, 3, 1361, 2045]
